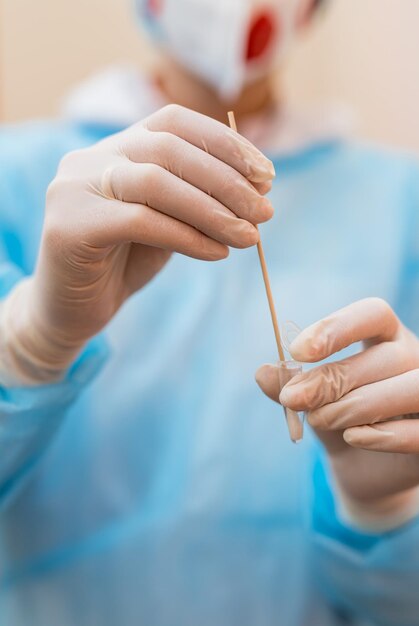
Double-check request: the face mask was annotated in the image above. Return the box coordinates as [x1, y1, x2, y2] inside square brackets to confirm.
[136, 0, 308, 101]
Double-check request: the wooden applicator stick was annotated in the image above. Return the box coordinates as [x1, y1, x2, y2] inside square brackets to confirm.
[227, 111, 285, 362]
[228, 112, 304, 443]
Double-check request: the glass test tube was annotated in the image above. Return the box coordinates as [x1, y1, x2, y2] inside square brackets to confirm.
[277, 360, 304, 443]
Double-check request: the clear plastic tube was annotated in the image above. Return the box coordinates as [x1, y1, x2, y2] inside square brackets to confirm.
[277, 360, 304, 443]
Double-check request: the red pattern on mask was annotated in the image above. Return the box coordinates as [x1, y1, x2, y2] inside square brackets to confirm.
[245, 10, 278, 62]
[147, 0, 163, 17]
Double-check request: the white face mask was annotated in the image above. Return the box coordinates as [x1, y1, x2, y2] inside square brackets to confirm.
[136, 0, 308, 101]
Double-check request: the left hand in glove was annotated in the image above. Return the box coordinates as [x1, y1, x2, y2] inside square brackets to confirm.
[256, 298, 419, 531]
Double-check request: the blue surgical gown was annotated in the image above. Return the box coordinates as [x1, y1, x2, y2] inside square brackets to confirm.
[0, 118, 419, 626]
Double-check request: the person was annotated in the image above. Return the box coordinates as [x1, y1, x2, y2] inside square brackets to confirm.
[0, 0, 418, 624]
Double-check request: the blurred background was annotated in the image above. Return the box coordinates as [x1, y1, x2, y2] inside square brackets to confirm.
[1, 0, 418, 154]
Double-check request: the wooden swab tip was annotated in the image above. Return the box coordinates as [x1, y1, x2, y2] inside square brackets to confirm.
[228, 111, 237, 132]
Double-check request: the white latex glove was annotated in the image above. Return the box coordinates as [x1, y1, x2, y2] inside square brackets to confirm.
[256, 298, 419, 531]
[0, 104, 275, 386]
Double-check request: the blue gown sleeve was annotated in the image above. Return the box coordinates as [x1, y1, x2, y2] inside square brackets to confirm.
[395, 162, 419, 337]
[0, 122, 110, 511]
[311, 455, 419, 626]
[310, 161, 419, 626]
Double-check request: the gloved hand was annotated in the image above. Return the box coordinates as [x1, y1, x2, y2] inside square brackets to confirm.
[256, 298, 419, 531]
[0, 104, 275, 386]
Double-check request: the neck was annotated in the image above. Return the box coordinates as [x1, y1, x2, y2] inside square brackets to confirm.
[152, 57, 278, 123]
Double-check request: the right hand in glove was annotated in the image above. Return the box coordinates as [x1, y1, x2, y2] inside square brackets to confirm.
[1, 105, 275, 385]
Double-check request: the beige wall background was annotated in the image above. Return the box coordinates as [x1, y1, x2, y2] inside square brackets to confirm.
[1, 0, 419, 153]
